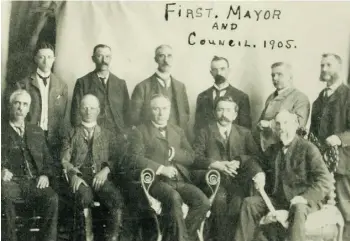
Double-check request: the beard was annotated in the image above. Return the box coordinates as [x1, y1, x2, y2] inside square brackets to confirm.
[214, 75, 226, 85]
[320, 71, 338, 84]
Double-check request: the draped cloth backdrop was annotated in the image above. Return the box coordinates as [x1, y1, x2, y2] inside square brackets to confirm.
[3, 1, 350, 134]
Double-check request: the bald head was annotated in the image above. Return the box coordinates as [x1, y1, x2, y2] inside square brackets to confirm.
[80, 94, 100, 123]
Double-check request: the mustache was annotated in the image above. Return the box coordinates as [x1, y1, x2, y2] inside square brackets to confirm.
[219, 116, 230, 122]
[214, 75, 226, 84]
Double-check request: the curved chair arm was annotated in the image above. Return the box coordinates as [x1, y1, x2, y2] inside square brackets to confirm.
[140, 168, 162, 215]
[205, 170, 221, 207]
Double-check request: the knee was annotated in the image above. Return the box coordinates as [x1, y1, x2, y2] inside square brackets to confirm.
[241, 196, 260, 212]
[168, 191, 183, 208]
[76, 187, 94, 208]
[289, 203, 308, 220]
[48, 192, 59, 206]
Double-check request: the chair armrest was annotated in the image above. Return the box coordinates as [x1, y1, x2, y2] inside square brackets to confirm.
[140, 168, 162, 215]
[204, 170, 221, 205]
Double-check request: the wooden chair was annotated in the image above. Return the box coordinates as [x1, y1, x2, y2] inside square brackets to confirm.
[1, 198, 42, 241]
[140, 168, 221, 241]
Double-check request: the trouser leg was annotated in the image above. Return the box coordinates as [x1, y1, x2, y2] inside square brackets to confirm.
[150, 181, 188, 241]
[96, 180, 124, 241]
[234, 196, 268, 241]
[75, 184, 94, 241]
[1, 180, 22, 241]
[30, 183, 59, 241]
[335, 174, 350, 240]
[176, 182, 210, 241]
[209, 187, 229, 241]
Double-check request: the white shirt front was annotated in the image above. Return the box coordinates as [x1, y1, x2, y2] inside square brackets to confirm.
[96, 72, 110, 86]
[156, 70, 171, 88]
[325, 81, 342, 97]
[213, 82, 230, 100]
[37, 68, 51, 131]
[217, 122, 232, 140]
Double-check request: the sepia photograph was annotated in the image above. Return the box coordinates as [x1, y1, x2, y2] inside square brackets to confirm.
[1, 1, 350, 241]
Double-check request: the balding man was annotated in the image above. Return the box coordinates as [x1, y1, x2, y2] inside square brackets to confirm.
[235, 110, 331, 241]
[130, 45, 190, 132]
[257, 62, 310, 151]
[310, 53, 350, 239]
[2, 89, 58, 241]
[128, 94, 210, 241]
[62, 94, 124, 241]
[71, 44, 130, 135]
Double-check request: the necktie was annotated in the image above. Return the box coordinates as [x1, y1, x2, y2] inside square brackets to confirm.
[99, 77, 107, 88]
[224, 130, 229, 140]
[37, 73, 50, 86]
[273, 90, 278, 98]
[324, 87, 331, 98]
[213, 87, 228, 102]
[15, 126, 24, 137]
[158, 126, 167, 132]
[84, 127, 95, 140]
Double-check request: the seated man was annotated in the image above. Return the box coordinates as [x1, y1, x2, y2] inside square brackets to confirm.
[128, 94, 210, 241]
[192, 96, 262, 241]
[1, 89, 58, 241]
[61, 94, 124, 241]
[235, 110, 332, 241]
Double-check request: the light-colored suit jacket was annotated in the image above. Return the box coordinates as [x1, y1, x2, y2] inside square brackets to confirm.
[260, 87, 310, 127]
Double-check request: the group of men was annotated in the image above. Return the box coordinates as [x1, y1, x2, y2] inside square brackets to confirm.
[1, 41, 350, 241]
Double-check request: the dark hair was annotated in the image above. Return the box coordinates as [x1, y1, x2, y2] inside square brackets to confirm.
[322, 53, 342, 65]
[211, 56, 229, 67]
[149, 94, 171, 105]
[34, 42, 55, 56]
[214, 96, 238, 112]
[93, 44, 111, 55]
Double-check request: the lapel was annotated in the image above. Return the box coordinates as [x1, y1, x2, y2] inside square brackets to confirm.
[148, 121, 167, 141]
[92, 71, 106, 93]
[92, 125, 103, 162]
[274, 88, 294, 102]
[170, 77, 182, 110]
[106, 73, 118, 97]
[326, 84, 344, 104]
[283, 136, 299, 169]
[209, 123, 227, 149]
[150, 73, 162, 94]
[29, 72, 40, 90]
[48, 74, 61, 111]
[167, 124, 180, 148]
[228, 124, 242, 159]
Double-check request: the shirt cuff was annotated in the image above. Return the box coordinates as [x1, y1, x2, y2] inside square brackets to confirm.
[156, 165, 165, 175]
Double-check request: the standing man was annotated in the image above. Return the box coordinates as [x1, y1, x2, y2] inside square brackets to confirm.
[2, 89, 59, 241]
[193, 96, 262, 241]
[128, 94, 210, 241]
[62, 94, 124, 241]
[257, 62, 310, 151]
[16, 42, 68, 163]
[130, 45, 190, 131]
[194, 56, 251, 136]
[235, 110, 331, 241]
[71, 44, 130, 135]
[310, 53, 350, 239]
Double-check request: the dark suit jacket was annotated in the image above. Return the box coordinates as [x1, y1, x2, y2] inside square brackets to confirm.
[193, 122, 262, 179]
[16, 73, 68, 147]
[71, 71, 130, 132]
[263, 136, 331, 206]
[1, 122, 54, 177]
[310, 84, 350, 176]
[260, 88, 310, 127]
[194, 84, 251, 135]
[130, 74, 190, 131]
[61, 125, 119, 178]
[128, 122, 194, 181]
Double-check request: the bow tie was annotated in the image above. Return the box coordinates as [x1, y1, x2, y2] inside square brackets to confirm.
[37, 73, 50, 86]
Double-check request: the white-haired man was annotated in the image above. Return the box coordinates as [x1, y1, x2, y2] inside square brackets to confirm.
[2, 89, 58, 241]
[235, 110, 331, 241]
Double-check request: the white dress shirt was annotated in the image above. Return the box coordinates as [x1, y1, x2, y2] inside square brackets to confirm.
[156, 70, 171, 88]
[37, 68, 51, 131]
[10, 121, 25, 137]
[217, 122, 232, 140]
[81, 121, 97, 140]
[325, 81, 342, 97]
[213, 82, 230, 100]
[96, 72, 110, 86]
